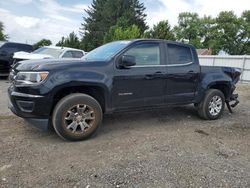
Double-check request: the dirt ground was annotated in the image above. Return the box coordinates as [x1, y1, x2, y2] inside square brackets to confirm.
[0, 79, 250, 188]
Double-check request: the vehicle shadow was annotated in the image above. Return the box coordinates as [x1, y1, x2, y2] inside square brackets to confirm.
[99, 105, 200, 136]
[21, 105, 199, 142]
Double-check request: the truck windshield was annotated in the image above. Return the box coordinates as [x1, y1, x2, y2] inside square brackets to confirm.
[33, 47, 63, 58]
[83, 41, 131, 61]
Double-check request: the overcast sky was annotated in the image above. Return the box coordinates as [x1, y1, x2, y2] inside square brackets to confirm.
[0, 0, 249, 44]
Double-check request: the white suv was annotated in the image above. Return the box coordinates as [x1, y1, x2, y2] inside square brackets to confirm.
[13, 46, 86, 64]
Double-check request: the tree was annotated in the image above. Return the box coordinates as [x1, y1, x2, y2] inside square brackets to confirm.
[172, 11, 250, 55]
[174, 12, 202, 48]
[80, 0, 148, 51]
[104, 24, 140, 43]
[144, 20, 175, 40]
[238, 10, 250, 54]
[216, 11, 249, 55]
[199, 16, 220, 54]
[56, 32, 81, 49]
[33, 39, 52, 50]
[0, 21, 8, 41]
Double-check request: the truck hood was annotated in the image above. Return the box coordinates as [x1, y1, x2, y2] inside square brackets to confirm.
[13, 51, 53, 60]
[13, 59, 86, 71]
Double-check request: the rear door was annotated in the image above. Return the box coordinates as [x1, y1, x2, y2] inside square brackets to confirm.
[112, 41, 167, 110]
[165, 43, 199, 103]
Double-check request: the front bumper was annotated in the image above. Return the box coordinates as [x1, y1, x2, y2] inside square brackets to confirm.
[8, 86, 52, 130]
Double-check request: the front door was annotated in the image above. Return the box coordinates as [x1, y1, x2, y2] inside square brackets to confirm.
[112, 41, 167, 110]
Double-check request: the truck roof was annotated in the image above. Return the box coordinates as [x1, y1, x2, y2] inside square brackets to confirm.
[124, 39, 195, 49]
[0, 41, 32, 46]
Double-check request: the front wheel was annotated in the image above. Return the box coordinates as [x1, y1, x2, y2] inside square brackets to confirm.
[197, 89, 225, 120]
[52, 93, 103, 141]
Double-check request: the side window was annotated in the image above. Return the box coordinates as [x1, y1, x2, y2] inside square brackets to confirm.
[20, 44, 33, 52]
[62, 51, 73, 58]
[1, 43, 17, 54]
[3, 43, 15, 48]
[72, 51, 84, 58]
[167, 44, 192, 65]
[124, 43, 160, 65]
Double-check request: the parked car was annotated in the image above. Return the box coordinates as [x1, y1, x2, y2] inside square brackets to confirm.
[8, 39, 241, 141]
[12, 46, 86, 64]
[0, 41, 33, 76]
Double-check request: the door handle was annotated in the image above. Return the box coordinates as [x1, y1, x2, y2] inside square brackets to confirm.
[145, 72, 164, 80]
[145, 74, 154, 80]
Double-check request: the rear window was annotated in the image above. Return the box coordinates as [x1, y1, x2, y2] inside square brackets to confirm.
[167, 44, 192, 65]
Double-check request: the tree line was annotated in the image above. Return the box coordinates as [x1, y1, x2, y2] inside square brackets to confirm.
[56, 0, 250, 55]
[1, 0, 249, 55]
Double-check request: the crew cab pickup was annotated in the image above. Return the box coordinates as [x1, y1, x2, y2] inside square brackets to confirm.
[8, 39, 241, 141]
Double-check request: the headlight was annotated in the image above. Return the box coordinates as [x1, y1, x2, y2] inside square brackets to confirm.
[15, 71, 49, 85]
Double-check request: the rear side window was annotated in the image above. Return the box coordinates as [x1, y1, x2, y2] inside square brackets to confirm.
[167, 44, 192, 65]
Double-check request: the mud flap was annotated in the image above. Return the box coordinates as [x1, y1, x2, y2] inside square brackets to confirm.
[226, 94, 239, 113]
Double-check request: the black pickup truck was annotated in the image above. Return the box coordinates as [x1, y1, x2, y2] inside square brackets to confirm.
[8, 39, 241, 141]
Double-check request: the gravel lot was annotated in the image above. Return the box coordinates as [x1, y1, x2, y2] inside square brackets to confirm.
[0, 78, 250, 187]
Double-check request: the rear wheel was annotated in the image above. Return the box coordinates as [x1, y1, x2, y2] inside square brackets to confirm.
[52, 93, 102, 141]
[197, 89, 225, 120]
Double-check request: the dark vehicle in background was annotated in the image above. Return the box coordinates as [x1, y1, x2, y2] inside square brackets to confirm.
[8, 39, 241, 141]
[0, 41, 33, 76]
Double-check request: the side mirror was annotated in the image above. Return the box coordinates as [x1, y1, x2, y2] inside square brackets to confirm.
[119, 55, 136, 68]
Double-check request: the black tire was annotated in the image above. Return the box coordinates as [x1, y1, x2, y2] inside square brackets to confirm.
[197, 89, 225, 120]
[52, 93, 103, 141]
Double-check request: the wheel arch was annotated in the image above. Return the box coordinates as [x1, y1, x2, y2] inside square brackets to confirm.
[50, 83, 109, 115]
[207, 81, 231, 100]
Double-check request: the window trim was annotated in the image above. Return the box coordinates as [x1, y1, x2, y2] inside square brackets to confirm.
[165, 42, 194, 66]
[131, 61, 193, 68]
